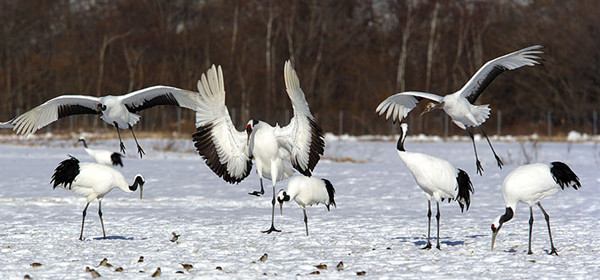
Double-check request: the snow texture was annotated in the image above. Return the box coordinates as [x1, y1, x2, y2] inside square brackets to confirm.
[1, 136, 599, 279]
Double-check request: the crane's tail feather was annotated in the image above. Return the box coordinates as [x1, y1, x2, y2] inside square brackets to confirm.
[51, 155, 80, 190]
[455, 169, 474, 212]
[322, 179, 336, 211]
[550, 162, 581, 190]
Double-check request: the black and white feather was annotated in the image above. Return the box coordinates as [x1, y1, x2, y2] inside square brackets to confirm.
[78, 137, 124, 167]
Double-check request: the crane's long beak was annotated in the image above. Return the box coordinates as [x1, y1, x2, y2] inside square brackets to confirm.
[139, 185, 143, 200]
[491, 231, 498, 251]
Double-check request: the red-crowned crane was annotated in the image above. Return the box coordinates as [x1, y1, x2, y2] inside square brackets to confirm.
[277, 175, 336, 236]
[2, 85, 201, 158]
[377, 45, 543, 175]
[51, 156, 145, 240]
[192, 61, 324, 234]
[396, 123, 474, 250]
[491, 162, 581, 255]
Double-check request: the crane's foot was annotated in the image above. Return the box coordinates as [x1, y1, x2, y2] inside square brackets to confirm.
[248, 189, 264, 196]
[549, 247, 558, 256]
[476, 160, 484, 176]
[436, 244, 441, 250]
[527, 250, 534, 255]
[495, 155, 504, 169]
[137, 145, 145, 158]
[421, 243, 432, 250]
[120, 142, 127, 154]
[261, 226, 281, 234]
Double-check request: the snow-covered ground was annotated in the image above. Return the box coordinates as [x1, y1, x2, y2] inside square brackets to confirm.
[1, 135, 599, 279]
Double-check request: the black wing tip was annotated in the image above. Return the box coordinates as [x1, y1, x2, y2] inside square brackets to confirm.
[456, 169, 474, 212]
[111, 153, 124, 167]
[322, 179, 336, 210]
[192, 124, 251, 184]
[126, 92, 179, 113]
[51, 155, 80, 189]
[550, 161, 581, 190]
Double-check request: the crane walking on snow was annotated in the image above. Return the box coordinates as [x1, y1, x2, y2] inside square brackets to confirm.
[377, 45, 543, 175]
[396, 122, 474, 250]
[51, 156, 145, 240]
[78, 137, 124, 167]
[491, 161, 581, 255]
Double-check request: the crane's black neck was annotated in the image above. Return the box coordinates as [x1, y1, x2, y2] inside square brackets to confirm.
[397, 125, 406, 152]
[79, 139, 88, 148]
[500, 207, 514, 225]
[129, 176, 144, 191]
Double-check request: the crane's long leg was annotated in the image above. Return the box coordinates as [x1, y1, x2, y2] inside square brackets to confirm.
[113, 122, 126, 154]
[422, 200, 432, 250]
[538, 203, 558, 255]
[79, 202, 90, 240]
[249, 178, 265, 196]
[261, 184, 281, 234]
[466, 128, 484, 175]
[528, 206, 534, 255]
[479, 127, 503, 169]
[128, 124, 145, 158]
[98, 200, 106, 239]
[303, 209, 309, 236]
[436, 202, 441, 250]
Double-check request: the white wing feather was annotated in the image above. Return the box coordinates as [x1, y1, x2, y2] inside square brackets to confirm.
[192, 65, 251, 183]
[375, 91, 443, 123]
[4, 95, 100, 135]
[275, 61, 324, 176]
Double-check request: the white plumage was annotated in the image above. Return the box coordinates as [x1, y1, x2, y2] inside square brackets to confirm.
[277, 175, 336, 236]
[2, 85, 201, 158]
[491, 162, 581, 255]
[78, 137, 124, 167]
[377, 45, 543, 175]
[396, 123, 473, 250]
[51, 156, 145, 240]
[192, 61, 325, 233]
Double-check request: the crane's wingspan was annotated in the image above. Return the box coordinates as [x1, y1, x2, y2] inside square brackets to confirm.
[4, 95, 100, 135]
[120, 85, 200, 113]
[192, 65, 252, 184]
[460, 45, 543, 104]
[375, 91, 443, 123]
[275, 61, 324, 177]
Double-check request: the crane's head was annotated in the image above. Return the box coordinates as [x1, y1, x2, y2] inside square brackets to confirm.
[97, 103, 107, 115]
[129, 174, 145, 200]
[420, 101, 445, 116]
[276, 189, 291, 215]
[490, 215, 503, 251]
[246, 119, 259, 138]
[77, 137, 87, 148]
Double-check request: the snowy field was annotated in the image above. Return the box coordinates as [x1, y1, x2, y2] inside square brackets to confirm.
[1, 134, 599, 279]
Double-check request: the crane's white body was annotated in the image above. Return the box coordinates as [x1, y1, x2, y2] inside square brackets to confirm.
[83, 148, 117, 166]
[501, 163, 561, 210]
[398, 151, 460, 202]
[283, 176, 333, 209]
[55, 163, 133, 202]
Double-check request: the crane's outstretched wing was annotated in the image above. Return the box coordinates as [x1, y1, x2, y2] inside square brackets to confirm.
[192, 65, 252, 184]
[375, 91, 443, 123]
[460, 45, 543, 104]
[3, 95, 100, 135]
[120, 85, 200, 113]
[275, 61, 324, 176]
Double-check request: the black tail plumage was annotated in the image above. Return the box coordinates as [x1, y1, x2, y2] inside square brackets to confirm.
[111, 153, 124, 167]
[455, 169, 474, 212]
[550, 161, 581, 190]
[322, 179, 336, 211]
[51, 156, 80, 190]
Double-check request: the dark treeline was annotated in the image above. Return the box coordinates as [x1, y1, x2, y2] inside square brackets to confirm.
[1, 0, 598, 136]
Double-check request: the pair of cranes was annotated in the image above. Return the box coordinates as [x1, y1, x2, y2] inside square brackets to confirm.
[2, 46, 581, 254]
